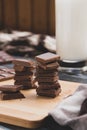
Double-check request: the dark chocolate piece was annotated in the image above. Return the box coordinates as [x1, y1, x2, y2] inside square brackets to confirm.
[0, 91, 25, 100]
[36, 76, 58, 83]
[38, 82, 61, 89]
[36, 87, 61, 98]
[35, 71, 58, 77]
[36, 66, 58, 74]
[15, 80, 33, 89]
[14, 75, 32, 81]
[14, 65, 25, 72]
[15, 71, 33, 76]
[14, 65, 34, 72]
[36, 52, 60, 64]
[14, 80, 32, 85]
[22, 85, 32, 90]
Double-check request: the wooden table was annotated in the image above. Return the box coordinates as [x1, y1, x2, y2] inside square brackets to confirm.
[0, 79, 81, 128]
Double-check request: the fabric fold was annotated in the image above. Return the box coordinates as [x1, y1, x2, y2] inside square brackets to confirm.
[49, 84, 87, 130]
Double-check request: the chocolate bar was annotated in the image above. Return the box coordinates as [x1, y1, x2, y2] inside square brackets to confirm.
[35, 71, 58, 77]
[15, 80, 32, 86]
[14, 75, 32, 81]
[14, 65, 25, 72]
[36, 87, 61, 98]
[13, 59, 34, 67]
[35, 52, 60, 64]
[0, 91, 25, 100]
[0, 84, 25, 100]
[15, 71, 33, 76]
[38, 82, 61, 89]
[36, 66, 58, 73]
[14, 65, 34, 72]
[0, 85, 22, 92]
[36, 76, 59, 83]
[37, 61, 59, 70]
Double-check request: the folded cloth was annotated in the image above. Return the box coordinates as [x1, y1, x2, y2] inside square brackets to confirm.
[49, 84, 87, 130]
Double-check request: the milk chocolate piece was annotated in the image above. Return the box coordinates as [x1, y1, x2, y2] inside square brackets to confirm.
[36, 66, 58, 74]
[36, 52, 60, 64]
[35, 71, 58, 77]
[36, 87, 61, 98]
[15, 79, 34, 89]
[37, 76, 58, 83]
[14, 65, 25, 72]
[14, 75, 32, 81]
[15, 71, 33, 76]
[0, 85, 22, 92]
[15, 80, 32, 87]
[13, 59, 34, 67]
[38, 82, 61, 89]
[14, 65, 34, 72]
[37, 61, 59, 70]
[0, 91, 25, 100]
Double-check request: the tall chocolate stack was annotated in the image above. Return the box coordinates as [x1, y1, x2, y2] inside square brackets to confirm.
[13, 59, 34, 90]
[35, 52, 61, 98]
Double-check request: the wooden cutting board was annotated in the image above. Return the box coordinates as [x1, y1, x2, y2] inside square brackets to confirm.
[0, 79, 81, 128]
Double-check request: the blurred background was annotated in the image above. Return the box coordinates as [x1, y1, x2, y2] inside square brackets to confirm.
[0, 0, 87, 84]
[0, 0, 55, 35]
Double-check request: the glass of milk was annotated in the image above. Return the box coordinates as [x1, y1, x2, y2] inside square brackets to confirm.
[55, 0, 87, 65]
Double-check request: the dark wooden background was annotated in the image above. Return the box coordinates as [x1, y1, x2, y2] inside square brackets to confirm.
[0, 0, 55, 35]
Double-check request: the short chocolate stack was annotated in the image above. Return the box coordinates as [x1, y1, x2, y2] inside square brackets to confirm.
[13, 59, 34, 90]
[0, 85, 25, 100]
[35, 52, 61, 98]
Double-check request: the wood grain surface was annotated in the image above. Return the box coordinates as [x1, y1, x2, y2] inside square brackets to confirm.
[0, 79, 81, 128]
[0, 0, 2, 27]
[18, 0, 32, 30]
[0, 0, 55, 35]
[2, 0, 17, 29]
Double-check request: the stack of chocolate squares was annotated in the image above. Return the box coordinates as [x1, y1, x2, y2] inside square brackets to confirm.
[35, 52, 61, 98]
[13, 59, 34, 90]
[0, 85, 25, 100]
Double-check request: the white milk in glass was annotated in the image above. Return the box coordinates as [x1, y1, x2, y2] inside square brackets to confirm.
[55, 0, 87, 62]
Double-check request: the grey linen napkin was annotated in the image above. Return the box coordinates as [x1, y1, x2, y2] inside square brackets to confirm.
[49, 84, 87, 130]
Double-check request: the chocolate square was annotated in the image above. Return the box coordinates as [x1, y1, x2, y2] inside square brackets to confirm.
[36, 52, 60, 64]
